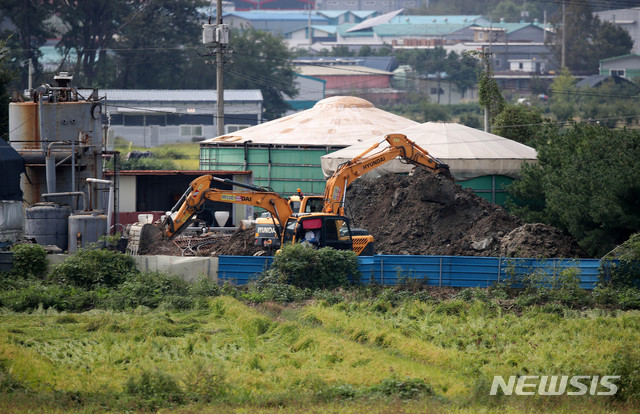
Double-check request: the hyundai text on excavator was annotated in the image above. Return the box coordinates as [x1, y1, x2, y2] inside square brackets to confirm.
[128, 175, 375, 256]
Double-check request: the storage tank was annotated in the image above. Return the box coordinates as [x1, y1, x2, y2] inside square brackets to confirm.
[68, 212, 108, 252]
[8, 73, 103, 206]
[24, 202, 72, 250]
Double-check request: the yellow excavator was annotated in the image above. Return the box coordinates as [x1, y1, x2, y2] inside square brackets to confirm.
[128, 175, 375, 256]
[323, 133, 451, 215]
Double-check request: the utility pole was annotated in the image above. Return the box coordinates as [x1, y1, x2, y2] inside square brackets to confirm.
[561, 0, 566, 68]
[203, 1, 230, 137]
[483, 54, 490, 132]
[216, 0, 224, 136]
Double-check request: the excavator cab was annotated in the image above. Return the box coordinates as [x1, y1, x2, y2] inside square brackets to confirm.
[283, 214, 355, 252]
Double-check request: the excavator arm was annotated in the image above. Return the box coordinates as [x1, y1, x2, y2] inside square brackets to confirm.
[162, 175, 293, 239]
[323, 133, 451, 214]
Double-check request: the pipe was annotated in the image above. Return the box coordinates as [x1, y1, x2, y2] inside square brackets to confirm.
[46, 141, 70, 195]
[42, 192, 87, 212]
[86, 178, 114, 237]
[243, 140, 252, 170]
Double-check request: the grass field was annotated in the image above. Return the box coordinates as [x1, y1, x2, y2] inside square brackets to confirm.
[113, 139, 201, 170]
[1, 294, 639, 413]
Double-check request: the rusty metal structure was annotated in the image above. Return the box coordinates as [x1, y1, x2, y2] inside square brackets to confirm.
[9, 73, 110, 251]
[9, 72, 104, 208]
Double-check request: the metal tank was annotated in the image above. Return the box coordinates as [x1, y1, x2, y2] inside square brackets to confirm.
[24, 202, 72, 250]
[68, 212, 107, 252]
[8, 73, 103, 206]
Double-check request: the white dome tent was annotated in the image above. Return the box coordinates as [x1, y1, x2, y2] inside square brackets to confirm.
[199, 96, 419, 195]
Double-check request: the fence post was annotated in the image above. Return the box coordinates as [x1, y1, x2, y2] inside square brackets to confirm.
[497, 256, 502, 283]
[439, 257, 443, 287]
[380, 257, 384, 285]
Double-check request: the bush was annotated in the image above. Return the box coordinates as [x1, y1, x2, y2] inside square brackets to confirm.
[266, 244, 360, 290]
[124, 370, 184, 409]
[0, 281, 98, 312]
[600, 232, 640, 289]
[369, 376, 434, 400]
[103, 272, 191, 310]
[48, 249, 137, 289]
[10, 243, 48, 278]
[607, 347, 640, 402]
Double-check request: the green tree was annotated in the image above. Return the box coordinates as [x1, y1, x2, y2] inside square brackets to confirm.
[578, 79, 640, 128]
[467, 50, 504, 126]
[548, 2, 632, 73]
[508, 124, 640, 257]
[492, 0, 523, 22]
[492, 103, 544, 146]
[549, 67, 577, 122]
[0, 0, 53, 89]
[56, 0, 135, 86]
[225, 28, 298, 121]
[111, 0, 206, 89]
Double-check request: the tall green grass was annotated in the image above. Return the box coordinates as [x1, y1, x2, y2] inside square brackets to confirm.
[1, 294, 639, 412]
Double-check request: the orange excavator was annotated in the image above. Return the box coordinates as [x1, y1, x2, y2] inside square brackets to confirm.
[323, 133, 451, 215]
[128, 175, 375, 256]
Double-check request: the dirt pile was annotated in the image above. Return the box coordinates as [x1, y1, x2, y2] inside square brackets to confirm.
[345, 168, 586, 258]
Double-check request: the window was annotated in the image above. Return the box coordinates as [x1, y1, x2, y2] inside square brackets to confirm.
[430, 87, 444, 95]
[519, 62, 524, 69]
[346, 1, 356, 4]
[403, 1, 416, 5]
[124, 115, 144, 126]
[226, 124, 251, 133]
[180, 125, 203, 137]
[364, 0, 375, 4]
[145, 115, 166, 126]
[478, 32, 484, 40]
[611, 69, 625, 77]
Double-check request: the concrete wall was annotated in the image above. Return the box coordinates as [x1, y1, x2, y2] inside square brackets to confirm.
[47, 254, 219, 282]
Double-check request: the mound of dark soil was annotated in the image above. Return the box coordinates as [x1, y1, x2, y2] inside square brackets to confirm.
[345, 168, 586, 258]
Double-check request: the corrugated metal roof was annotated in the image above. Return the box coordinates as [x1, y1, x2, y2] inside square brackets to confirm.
[351, 10, 378, 19]
[389, 15, 484, 24]
[202, 96, 418, 147]
[224, 11, 327, 21]
[373, 23, 473, 36]
[296, 65, 392, 76]
[318, 10, 353, 18]
[346, 9, 403, 32]
[474, 22, 542, 34]
[80, 89, 263, 102]
[103, 170, 251, 176]
[295, 56, 397, 71]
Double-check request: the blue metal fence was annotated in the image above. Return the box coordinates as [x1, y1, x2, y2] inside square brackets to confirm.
[218, 255, 605, 289]
[218, 256, 273, 285]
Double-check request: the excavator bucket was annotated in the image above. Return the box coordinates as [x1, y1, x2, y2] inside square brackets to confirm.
[126, 223, 163, 255]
